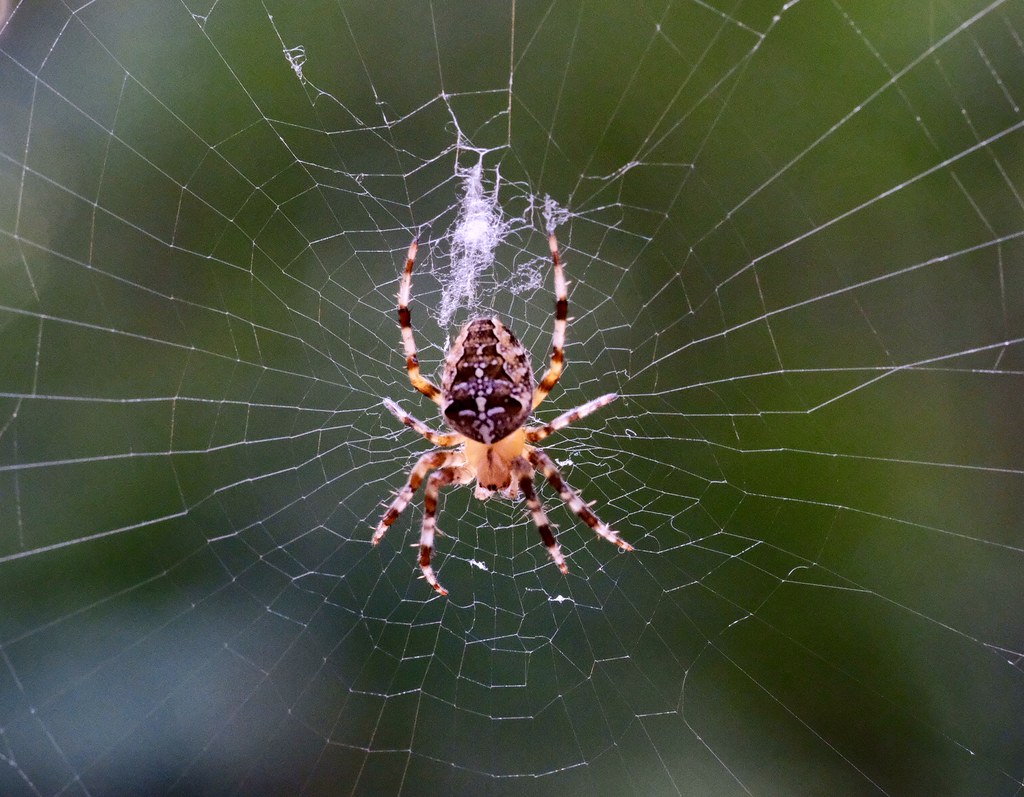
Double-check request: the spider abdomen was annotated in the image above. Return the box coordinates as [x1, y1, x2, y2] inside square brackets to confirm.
[441, 317, 534, 444]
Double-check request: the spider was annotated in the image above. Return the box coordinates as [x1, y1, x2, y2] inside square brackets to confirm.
[373, 231, 632, 595]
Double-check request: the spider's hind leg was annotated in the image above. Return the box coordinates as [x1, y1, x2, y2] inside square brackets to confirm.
[532, 232, 568, 410]
[398, 238, 443, 404]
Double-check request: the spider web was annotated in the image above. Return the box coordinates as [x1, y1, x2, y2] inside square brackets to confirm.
[1, 0, 1023, 794]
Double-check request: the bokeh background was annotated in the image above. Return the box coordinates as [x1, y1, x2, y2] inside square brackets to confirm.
[1, 1, 1022, 795]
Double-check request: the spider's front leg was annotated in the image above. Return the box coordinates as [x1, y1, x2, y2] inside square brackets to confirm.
[373, 450, 457, 545]
[512, 456, 568, 574]
[527, 448, 633, 552]
[420, 464, 473, 595]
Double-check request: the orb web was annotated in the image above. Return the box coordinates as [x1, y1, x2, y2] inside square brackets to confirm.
[0, 1, 1022, 795]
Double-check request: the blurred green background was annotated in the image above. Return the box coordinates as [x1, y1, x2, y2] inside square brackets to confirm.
[1, 1, 1022, 795]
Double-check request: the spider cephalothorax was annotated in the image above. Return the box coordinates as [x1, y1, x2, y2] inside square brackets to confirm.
[373, 231, 632, 595]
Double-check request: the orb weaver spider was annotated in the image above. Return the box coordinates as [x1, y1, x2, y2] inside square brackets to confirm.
[373, 232, 631, 595]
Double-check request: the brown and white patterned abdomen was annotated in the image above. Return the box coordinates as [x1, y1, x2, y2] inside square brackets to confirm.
[441, 317, 535, 444]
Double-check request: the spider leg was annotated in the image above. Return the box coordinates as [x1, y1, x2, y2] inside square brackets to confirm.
[532, 232, 568, 410]
[373, 450, 457, 546]
[525, 392, 618, 443]
[527, 448, 633, 552]
[512, 456, 568, 574]
[420, 464, 474, 595]
[398, 238, 443, 404]
[383, 398, 463, 447]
